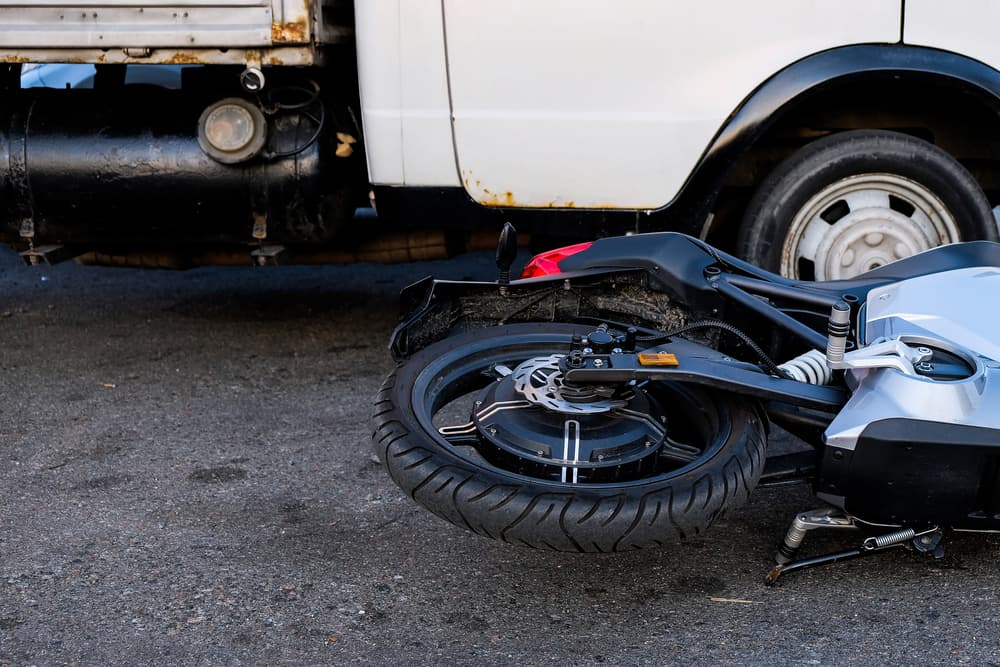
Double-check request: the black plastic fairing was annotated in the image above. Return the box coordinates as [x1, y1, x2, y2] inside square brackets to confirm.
[853, 241, 1000, 280]
[819, 419, 1000, 529]
[556, 233, 721, 308]
[388, 268, 647, 359]
[559, 233, 1000, 307]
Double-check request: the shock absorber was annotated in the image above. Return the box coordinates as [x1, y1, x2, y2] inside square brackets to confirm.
[778, 300, 853, 384]
[826, 300, 852, 364]
[778, 349, 832, 384]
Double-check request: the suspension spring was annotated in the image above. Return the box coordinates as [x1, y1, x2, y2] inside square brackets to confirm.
[863, 528, 916, 550]
[778, 349, 833, 385]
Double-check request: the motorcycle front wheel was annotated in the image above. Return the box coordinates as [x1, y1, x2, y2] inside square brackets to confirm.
[372, 323, 767, 552]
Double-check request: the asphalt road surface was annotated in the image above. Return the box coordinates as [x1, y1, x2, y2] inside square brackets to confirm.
[2, 247, 1000, 666]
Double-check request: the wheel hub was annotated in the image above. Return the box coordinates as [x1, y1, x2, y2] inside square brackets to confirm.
[814, 209, 941, 280]
[781, 173, 961, 280]
[468, 355, 688, 483]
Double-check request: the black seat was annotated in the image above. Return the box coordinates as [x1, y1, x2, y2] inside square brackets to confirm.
[778, 240, 1000, 300]
[565, 232, 1000, 304]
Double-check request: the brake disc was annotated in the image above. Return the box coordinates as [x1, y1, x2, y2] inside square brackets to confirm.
[511, 354, 626, 414]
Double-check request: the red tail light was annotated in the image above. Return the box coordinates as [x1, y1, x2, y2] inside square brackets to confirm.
[520, 242, 593, 279]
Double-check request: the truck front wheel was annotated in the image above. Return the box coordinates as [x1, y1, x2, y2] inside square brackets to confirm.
[737, 130, 996, 280]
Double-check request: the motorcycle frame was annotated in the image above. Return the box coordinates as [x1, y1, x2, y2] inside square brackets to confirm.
[390, 234, 877, 419]
[391, 232, 1000, 453]
[386, 232, 1000, 568]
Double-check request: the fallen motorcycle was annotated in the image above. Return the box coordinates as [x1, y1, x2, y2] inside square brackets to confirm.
[373, 225, 1000, 582]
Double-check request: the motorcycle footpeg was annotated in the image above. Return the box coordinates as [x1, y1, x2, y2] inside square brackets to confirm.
[773, 508, 856, 565]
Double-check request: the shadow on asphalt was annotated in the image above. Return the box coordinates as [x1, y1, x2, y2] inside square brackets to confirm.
[2, 247, 1000, 665]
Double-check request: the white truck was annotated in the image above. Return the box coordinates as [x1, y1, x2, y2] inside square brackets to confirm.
[3, 1, 1000, 277]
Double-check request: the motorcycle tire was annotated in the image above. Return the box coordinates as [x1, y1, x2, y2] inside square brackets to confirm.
[372, 323, 767, 552]
[738, 129, 996, 280]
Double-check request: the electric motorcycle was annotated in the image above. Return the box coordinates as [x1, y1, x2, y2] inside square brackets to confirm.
[373, 225, 1000, 582]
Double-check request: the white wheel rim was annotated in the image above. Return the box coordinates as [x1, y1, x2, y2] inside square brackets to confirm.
[779, 173, 962, 280]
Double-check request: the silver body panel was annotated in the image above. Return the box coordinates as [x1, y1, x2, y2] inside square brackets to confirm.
[0, 1, 274, 49]
[0, 0, 349, 65]
[864, 266, 1000, 360]
[825, 266, 1000, 451]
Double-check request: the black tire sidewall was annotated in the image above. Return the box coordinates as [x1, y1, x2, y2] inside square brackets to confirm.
[373, 324, 767, 551]
[738, 130, 997, 274]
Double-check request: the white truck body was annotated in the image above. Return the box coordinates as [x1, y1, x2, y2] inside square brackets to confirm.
[4, 2, 1000, 277]
[0, 1, 906, 206]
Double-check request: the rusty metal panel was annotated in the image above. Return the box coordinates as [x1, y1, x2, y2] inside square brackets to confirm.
[0, 46, 318, 65]
[0, 0, 315, 49]
[270, 0, 311, 44]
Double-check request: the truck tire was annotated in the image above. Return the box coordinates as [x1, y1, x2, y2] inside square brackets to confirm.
[738, 129, 996, 280]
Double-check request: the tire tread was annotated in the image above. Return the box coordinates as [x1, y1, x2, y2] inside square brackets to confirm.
[372, 358, 768, 552]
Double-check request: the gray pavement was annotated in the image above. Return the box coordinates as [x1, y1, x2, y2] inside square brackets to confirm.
[2, 248, 1000, 666]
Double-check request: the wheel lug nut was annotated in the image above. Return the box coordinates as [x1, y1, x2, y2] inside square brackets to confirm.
[893, 242, 908, 258]
[841, 248, 855, 267]
[864, 232, 884, 247]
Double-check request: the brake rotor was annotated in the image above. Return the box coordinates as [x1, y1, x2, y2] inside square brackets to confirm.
[511, 354, 626, 414]
[469, 355, 686, 483]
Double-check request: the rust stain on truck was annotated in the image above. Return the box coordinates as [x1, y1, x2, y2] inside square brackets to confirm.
[271, 19, 310, 44]
[463, 170, 637, 209]
[163, 53, 205, 65]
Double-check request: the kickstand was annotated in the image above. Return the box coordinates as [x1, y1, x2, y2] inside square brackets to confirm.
[765, 508, 942, 585]
[766, 544, 906, 584]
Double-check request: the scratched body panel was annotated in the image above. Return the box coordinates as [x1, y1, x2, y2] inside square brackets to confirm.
[0, 0, 315, 50]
